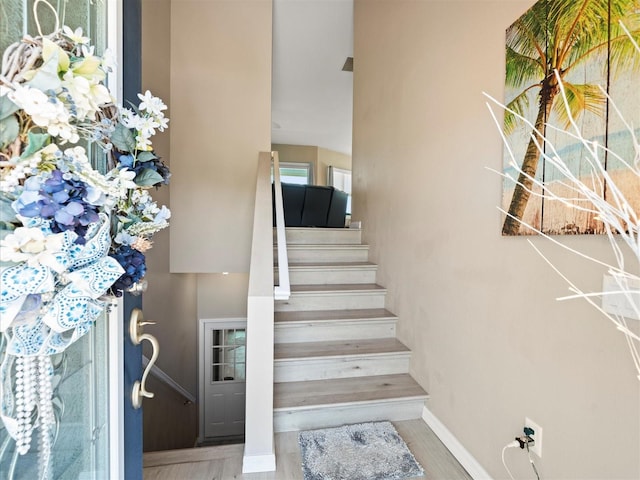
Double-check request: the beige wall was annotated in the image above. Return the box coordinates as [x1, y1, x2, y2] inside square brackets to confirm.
[169, 0, 272, 273]
[272, 143, 352, 186]
[272, 143, 319, 183]
[353, 1, 639, 479]
[317, 147, 351, 187]
[196, 273, 249, 319]
[142, 0, 199, 400]
[141, 0, 271, 447]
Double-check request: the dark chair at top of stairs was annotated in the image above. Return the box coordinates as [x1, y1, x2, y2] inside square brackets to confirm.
[274, 183, 348, 228]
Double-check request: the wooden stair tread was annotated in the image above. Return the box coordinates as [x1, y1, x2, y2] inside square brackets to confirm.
[289, 283, 385, 293]
[274, 308, 397, 323]
[272, 230, 427, 429]
[274, 374, 428, 410]
[284, 244, 368, 249]
[274, 338, 409, 360]
[287, 261, 376, 268]
[281, 227, 362, 232]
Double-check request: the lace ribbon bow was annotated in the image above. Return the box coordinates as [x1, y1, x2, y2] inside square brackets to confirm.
[0, 213, 124, 355]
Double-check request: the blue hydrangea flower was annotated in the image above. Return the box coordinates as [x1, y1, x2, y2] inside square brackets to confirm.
[118, 154, 135, 168]
[114, 150, 170, 187]
[12, 169, 101, 244]
[109, 245, 146, 295]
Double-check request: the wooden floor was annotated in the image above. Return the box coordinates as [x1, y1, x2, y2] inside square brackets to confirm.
[143, 419, 472, 480]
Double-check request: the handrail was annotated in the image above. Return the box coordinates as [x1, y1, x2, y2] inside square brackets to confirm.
[142, 355, 196, 404]
[272, 151, 290, 300]
[243, 152, 277, 473]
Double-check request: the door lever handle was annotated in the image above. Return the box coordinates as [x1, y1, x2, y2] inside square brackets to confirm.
[129, 308, 159, 409]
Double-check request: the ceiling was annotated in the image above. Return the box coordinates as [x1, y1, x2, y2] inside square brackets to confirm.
[271, 0, 354, 156]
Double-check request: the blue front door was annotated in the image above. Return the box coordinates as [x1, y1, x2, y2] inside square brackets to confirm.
[123, 294, 144, 479]
[122, 0, 145, 478]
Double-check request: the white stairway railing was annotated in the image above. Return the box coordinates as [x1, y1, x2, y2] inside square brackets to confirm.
[273, 151, 290, 300]
[243, 151, 289, 473]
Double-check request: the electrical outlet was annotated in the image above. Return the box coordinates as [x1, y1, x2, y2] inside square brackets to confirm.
[525, 417, 543, 457]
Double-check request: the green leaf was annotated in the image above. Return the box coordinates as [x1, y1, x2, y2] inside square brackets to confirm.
[0, 197, 17, 222]
[0, 95, 19, 121]
[111, 123, 136, 152]
[135, 168, 163, 187]
[26, 52, 62, 92]
[0, 116, 19, 150]
[117, 215, 131, 224]
[125, 100, 141, 115]
[136, 150, 157, 162]
[20, 132, 50, 158]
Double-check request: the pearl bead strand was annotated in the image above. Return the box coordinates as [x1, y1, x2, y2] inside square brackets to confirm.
[14, 356, 37, 455]
[37, 355, 54, 480]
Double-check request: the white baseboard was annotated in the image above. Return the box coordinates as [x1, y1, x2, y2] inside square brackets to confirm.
[242, 452, 276, 473]
[421, 406, 493, 480]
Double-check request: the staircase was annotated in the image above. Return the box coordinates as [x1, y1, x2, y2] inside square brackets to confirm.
[273, 227, 428, 432]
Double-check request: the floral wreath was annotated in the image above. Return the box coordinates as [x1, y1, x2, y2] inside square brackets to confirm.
[0, 23, 170, 469]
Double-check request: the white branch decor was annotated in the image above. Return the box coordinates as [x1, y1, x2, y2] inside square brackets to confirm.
[484, 25, 640, 381]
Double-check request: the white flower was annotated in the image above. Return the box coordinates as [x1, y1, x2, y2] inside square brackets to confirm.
[9, 85, 79, 143]
[135, 135, 152, 151]
[101, 48, 117, 73]
[109, 168, 137, 199]
[137, 90, 166, 116]
[115, 231, 137, 246]
[137, 116, 159, 138]
[142, 201, 160, 218]
[119, 108, 140, 129]
[90, 84, 113, 107]
[116, 168, 137, 186]
[81, 45, 95, 57]
[41, 38, 70, 73]
[0, 173, 22, 193]
[9, 86, 60, 125]
[154, 114, 169, 132]
[47, 122, 79, 143]
[68, 146, 89, 163]
[1, 162, 27, 193]
[0, 228, 64, 266]
[61, 71, 112, 120]
[0, 144, 59, 193]
[83, 185, 108, 206]
[72, 46, 106, 83]
[154, 206, 171, 224]
[62, 26, 90, 45]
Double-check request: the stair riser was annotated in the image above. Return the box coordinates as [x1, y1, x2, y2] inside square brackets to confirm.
[275, 293, 385, 312]
[274, 398, 426, 433]
[276, 268, 377, 285]
[275, 320, 396, 343]
[274, 354, 411, 383]
[275, 228, 362, 245]
[281, 247, 369, 264]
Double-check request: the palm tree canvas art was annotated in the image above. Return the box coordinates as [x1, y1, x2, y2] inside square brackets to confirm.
[502, 0, 640, 236]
